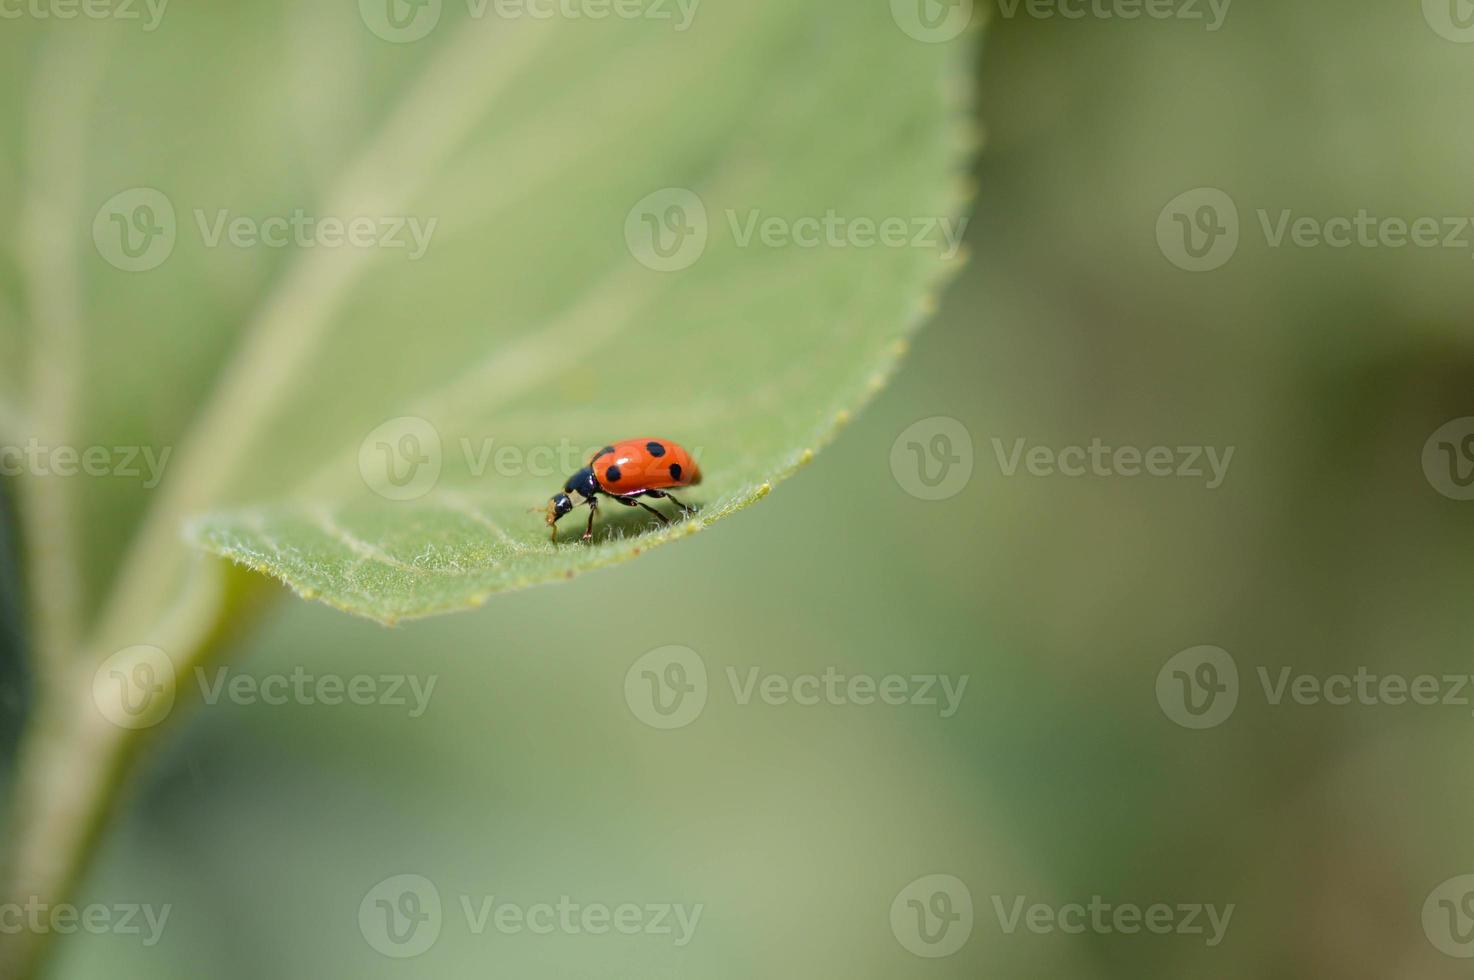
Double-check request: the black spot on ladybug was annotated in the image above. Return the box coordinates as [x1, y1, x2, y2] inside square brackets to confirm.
[646, 441, 666, 457]
[669, 463, 682, 481]
[593, 445, 614, 461]
[605, 465, 622, 484]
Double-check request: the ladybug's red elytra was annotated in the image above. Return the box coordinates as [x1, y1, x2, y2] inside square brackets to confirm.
[546, 438, 701, 543]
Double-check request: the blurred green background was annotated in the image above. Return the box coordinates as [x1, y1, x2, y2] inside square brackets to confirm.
[9, 1, 1474, 978]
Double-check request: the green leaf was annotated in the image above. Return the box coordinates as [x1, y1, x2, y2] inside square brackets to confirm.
[3, 0, 976, 631]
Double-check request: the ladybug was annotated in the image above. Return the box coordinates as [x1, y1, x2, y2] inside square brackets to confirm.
[547, 438, 701, 542]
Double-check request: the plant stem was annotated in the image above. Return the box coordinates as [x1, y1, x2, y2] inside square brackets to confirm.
[0, 561, 254, 979]
[0, 678, 137, 979]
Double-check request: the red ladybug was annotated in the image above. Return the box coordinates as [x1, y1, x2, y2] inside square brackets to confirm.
[546, 438, 701, 542]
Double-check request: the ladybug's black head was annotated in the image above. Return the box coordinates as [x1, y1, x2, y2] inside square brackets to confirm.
[548, 468, 599, 542]
[546, 492, 574, 541]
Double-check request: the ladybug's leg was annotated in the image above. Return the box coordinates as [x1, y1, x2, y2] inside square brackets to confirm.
[611, 494, 670, 525]
[646, 490, 695, 517]
[582, 498, 598, 542]
[635, 500, 671, 525]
